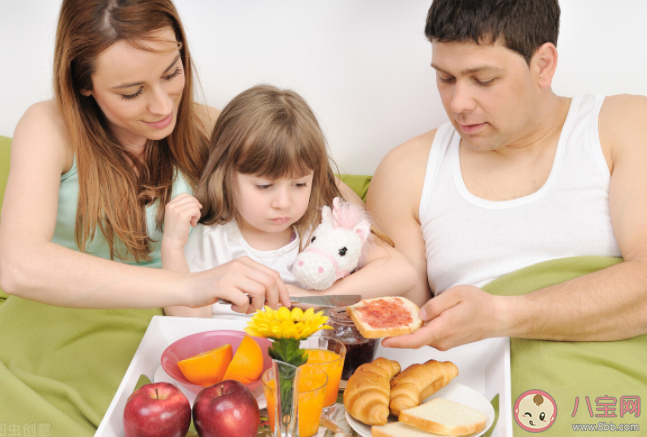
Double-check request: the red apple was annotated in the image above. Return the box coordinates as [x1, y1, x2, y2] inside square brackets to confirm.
[123, 382, 191, 437]
[193, 380, 260, 437]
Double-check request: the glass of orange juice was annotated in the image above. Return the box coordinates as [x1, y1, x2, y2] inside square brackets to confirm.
[301, 336, 346, 408]
[262, 364, 327, 437]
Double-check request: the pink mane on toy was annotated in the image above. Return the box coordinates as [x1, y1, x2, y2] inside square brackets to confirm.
[331, 197, 367, 229]
[330, 197, 373, 263]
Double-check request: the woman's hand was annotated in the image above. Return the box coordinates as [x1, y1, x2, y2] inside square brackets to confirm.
[189, 256, 292, 314]
[162, 194, 202, 251]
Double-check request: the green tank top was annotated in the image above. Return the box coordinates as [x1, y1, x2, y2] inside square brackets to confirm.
[52, 159, 193, 268]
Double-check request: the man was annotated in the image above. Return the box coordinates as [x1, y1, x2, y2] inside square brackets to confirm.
[367, 0, 647, 352]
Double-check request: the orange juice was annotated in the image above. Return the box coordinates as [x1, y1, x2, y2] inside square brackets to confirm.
[306, 348, 344, 407]
[263, 365, 327, 437]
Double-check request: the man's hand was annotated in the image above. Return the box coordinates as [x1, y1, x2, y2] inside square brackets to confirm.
[381, 285, 511, 350]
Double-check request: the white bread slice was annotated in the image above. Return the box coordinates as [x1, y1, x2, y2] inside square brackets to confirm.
[399, 398, 487, 436]
[372, 421, 449, 437]
[347, 296, 422, 339]
[371, 422, 450, 437]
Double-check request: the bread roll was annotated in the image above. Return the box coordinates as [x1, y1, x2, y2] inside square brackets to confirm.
[343, 357, 401, 426]
[389, 359, 458, 416]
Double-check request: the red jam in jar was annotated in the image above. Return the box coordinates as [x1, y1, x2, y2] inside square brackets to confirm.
[323, 307, 378, 380]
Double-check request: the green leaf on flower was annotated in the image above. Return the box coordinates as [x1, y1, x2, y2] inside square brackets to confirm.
[269, 339, 309, 367]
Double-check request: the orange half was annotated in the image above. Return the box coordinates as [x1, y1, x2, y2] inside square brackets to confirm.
[223, 335, 264, 384]
[177, 344, 233, 387]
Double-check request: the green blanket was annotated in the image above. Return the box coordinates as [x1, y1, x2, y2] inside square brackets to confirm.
[0, 297, 162, 436]
[483, 256, 647, 435]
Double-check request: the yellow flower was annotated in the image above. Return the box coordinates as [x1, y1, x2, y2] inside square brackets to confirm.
[290, 307, 304, 322]
[245, 306, 332, 340]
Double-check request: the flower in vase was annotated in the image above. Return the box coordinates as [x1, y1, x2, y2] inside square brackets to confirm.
[248, 307, 331, 436]
[245, 306, 331, 366]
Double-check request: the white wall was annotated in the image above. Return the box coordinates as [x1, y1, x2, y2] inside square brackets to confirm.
[1, 1, 646, 175]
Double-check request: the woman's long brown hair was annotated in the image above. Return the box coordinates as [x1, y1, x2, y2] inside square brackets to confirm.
[54, 0, 209, 262]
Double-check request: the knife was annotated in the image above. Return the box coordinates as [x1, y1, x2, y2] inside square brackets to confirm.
[217, 294, 361, 308]
[319, 417, 352, 436]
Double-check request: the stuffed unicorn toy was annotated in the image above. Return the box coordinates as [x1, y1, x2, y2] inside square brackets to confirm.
[292, 197, 372, 290]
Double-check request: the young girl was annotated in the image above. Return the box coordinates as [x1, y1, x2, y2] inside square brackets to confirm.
[162, 85, 417, 318]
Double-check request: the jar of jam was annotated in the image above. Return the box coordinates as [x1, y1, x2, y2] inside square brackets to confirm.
[323, 307, 378, 380]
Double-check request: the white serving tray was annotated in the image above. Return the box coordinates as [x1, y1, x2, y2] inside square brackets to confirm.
[96, 315, 512, 437]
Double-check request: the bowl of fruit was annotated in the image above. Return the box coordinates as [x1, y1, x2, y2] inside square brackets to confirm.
[161, 330, 272, 394]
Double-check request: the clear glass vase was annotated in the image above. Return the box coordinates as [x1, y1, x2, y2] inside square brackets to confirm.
[264, 360, 301, 437]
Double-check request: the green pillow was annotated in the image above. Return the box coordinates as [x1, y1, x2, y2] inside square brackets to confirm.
[337, 174, 372, 202]
[0, 136, 10, 306]
[0, 136, 10, 214]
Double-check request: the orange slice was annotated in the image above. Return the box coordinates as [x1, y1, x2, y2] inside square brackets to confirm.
[177, 344, 233, 387]
[222, 335, 264, 384]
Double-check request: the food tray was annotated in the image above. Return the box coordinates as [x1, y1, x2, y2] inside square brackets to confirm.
[96, 315, 512, 437]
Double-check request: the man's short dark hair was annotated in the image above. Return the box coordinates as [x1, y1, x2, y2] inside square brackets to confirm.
[425, 0, 560, 65]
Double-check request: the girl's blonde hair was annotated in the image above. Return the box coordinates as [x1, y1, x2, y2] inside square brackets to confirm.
[196, 85, 342, 248]
[54, 0, 210, 262]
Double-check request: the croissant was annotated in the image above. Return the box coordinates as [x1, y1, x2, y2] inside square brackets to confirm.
[389, 359, 458, 416]
[343, 357, 401, 425]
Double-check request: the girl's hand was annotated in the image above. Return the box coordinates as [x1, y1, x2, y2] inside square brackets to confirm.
[162, 194, 202, 251]
[285, 283, 310, 297]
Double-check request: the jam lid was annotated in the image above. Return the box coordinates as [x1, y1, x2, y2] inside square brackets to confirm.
[329, 307, 353, 323]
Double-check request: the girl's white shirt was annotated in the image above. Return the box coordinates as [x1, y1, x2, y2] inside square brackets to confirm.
[184, 220, 303, 318]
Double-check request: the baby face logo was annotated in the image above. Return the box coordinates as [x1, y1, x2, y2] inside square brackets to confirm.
[514, 390, 557, 432]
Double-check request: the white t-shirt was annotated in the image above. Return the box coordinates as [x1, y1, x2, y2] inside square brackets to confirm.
[184, 220, 302, 318]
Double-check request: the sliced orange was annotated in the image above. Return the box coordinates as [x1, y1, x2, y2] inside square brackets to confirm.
[222, 335, 264, 384]
[177, 344, 233, 387]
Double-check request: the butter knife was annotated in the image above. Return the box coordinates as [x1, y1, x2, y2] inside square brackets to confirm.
[217, 294, 361, 308]
[319, 417, 352, 436]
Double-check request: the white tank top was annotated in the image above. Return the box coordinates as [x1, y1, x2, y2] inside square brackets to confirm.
[419, 95, 622, 295]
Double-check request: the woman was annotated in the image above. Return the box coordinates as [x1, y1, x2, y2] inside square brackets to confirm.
[0, 0, 334, 433]
[0, 0, 292, 314]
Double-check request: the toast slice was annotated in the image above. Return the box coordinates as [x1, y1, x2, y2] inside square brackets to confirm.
[347, 296, 422, 339]
[371, 421, 447, 437]
[399, 398, 487, 436]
